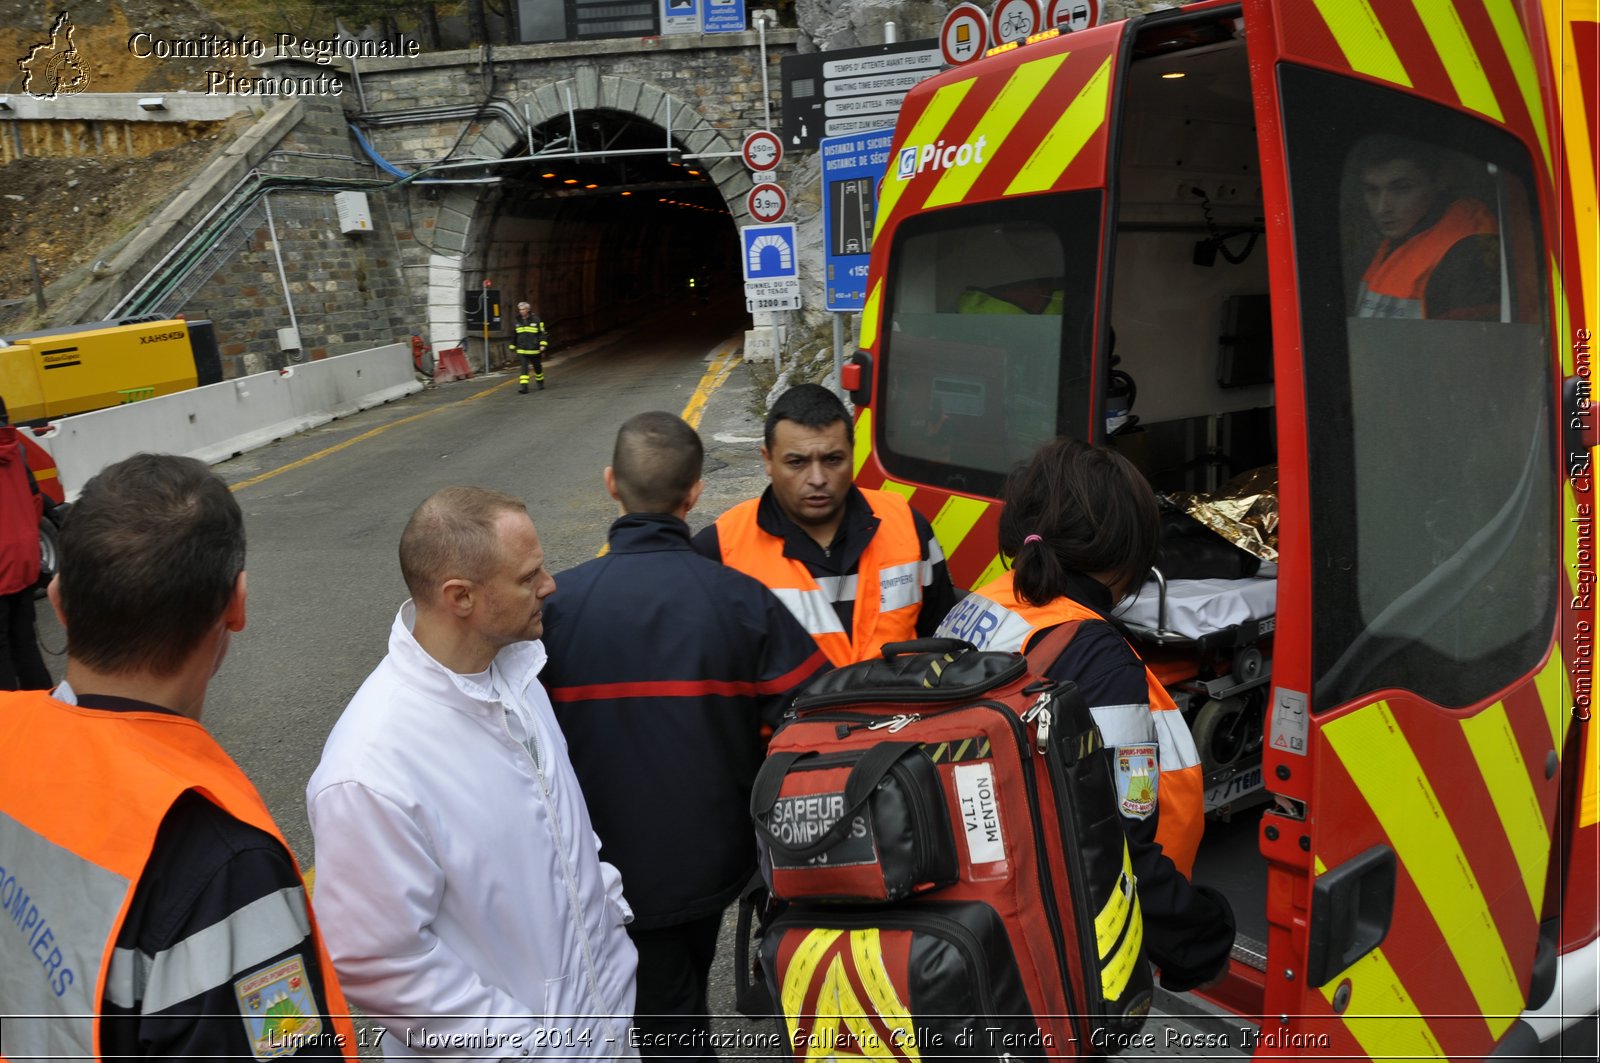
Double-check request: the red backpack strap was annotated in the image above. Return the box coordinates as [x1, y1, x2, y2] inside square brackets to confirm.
[1022, 619, 1086, 676]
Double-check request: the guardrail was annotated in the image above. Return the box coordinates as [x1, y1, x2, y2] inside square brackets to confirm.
[30, 342, 421, 500]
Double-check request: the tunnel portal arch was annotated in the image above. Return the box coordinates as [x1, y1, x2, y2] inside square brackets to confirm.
[426, 77, 749, 348]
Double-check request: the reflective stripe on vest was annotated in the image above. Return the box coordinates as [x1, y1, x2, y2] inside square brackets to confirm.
[716, 490, 925, 667]
[0, 691, 358, 1058]
[936, 571, 1206, 877]
[1356, 198, 1496, 319]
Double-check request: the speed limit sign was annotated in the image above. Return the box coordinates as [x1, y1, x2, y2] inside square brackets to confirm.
[747, 182, 787, 223]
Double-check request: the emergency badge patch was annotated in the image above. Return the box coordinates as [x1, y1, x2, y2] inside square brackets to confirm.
[235, 954, 322, 1058]
[1115, 744, 1159, 820]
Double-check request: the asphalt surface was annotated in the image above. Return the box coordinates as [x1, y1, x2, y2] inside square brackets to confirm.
[31, 293, 782, 1058]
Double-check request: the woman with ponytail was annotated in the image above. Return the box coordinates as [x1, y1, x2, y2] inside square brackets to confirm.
[936, 437, 1235, 992]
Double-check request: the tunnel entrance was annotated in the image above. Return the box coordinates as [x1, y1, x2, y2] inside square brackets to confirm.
[480, 108, 745, 346]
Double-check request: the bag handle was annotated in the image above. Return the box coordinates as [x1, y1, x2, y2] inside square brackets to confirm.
[733, 873, 777, 1019]
[750, 741, 919, 860]
[878, 637, 975, 659]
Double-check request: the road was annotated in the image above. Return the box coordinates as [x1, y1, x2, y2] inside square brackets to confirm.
[33, 294, 782, 1056]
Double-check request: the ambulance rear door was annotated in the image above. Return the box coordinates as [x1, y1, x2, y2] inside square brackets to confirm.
[1242, 0, 1573, 1056]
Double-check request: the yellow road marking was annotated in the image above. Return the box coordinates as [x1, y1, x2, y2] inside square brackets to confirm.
[682, 340, 743, 430]
[229, 378, 517, 493]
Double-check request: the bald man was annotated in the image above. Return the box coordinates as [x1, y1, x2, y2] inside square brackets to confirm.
[307, 487, 638, 1059]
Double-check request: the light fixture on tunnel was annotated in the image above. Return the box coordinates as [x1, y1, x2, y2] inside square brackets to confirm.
[564, 178, 579, 185]
[621, 191, 632, 196]
[584, 183, 598, 189]
[1161, 71, 1187, 79]
[687, 169, 701, 176]
[541, 172, 557, 178]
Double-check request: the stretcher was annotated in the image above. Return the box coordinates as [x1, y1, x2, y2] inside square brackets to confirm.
[1116, 569, 1278, 815]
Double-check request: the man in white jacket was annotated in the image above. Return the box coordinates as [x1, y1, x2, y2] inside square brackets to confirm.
[307, 486, 638, 1060]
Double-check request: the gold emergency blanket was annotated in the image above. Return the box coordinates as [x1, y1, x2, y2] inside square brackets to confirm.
[1172, 466, 1279, 564]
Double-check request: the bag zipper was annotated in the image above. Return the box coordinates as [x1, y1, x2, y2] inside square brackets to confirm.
[790, 658, 1029, 712]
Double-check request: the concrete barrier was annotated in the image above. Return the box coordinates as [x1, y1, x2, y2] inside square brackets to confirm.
[31, 343, 422, 499]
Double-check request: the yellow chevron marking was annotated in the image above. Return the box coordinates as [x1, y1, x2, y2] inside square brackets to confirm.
[1313, 856, 1445, 1058]
[1460, 702, 1550, 915]
[1411, 0, 1504, 121]
[1094, 846, 1135, 959]
[879, 480, 917, 500]
[1312, 0, 1413, 87]
[1006, 55, 1113, 196]
[849, 929, 919, 1056]
[973, 553, 1009, 593]
[1550, 8, 1599, 356]
[930, 495, 989, 563]
[924, 52, 1071, 210]
[1482, 0, 1553, 173]
[1583, 706, 1600, 828]
[1322, 702, 1522, 1038]
[781, 928, 841, 1025]
[1534, 644, 1572, 760]
[860, 278, 884, 351]
[1101, 899, 1143, 1004]
[875, 79, 978, 240]
[853, 406, 875, 478]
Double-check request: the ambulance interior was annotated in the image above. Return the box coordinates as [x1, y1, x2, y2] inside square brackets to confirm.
[1105, 23, 1277, 962]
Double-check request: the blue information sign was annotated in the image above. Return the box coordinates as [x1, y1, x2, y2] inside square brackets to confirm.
[820, 130, 894, 311]
[702, 0, 746, 34]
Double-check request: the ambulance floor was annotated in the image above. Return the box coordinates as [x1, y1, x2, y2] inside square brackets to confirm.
[1192, 805, 1270, 962]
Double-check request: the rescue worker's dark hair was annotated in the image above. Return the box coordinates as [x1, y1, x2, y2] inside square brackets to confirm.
[1000, 438, 1160, 608]
[399, 486, 528, 603]
[1349, 134, 1445, 181]
[58, 453, 245, 677]
[611, 411, 702, 514]
[765, 383, 850, 448]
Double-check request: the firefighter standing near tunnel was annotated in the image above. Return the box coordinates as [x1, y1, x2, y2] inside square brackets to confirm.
[512, 300, 548, 393]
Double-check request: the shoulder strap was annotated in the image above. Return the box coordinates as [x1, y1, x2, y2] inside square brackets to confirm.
[1023, 619, 1086, 674]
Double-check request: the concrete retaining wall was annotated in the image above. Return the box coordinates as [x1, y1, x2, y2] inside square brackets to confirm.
[32, 342, 421, 499]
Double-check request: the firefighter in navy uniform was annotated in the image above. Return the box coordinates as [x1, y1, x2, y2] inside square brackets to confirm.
[511, 300, 548, 393]
[0, 454, 357, 1059]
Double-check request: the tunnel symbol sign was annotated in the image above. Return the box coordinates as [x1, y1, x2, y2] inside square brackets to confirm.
[742, 224, 799, 281]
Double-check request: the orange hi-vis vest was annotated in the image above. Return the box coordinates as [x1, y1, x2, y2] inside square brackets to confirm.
[715, 489, 925, 667]
[941, 571, 1205, 877]
[0, 691, 358, 1061]
[1356, 198, 1497, 319]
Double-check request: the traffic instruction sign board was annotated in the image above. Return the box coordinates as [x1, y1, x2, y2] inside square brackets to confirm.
[741, 223, 801, 312]
[820, 130, 893, 311]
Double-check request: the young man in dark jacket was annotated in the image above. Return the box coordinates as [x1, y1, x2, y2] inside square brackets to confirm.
[541, 411, 829, 1060]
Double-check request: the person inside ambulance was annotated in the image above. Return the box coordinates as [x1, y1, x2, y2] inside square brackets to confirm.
[936, 437, 1236, 992]
[1351, 133, 1500, 320]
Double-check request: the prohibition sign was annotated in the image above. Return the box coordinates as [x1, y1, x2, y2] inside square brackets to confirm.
[742, 130, 783, 172]
[747, 182, 788, 223]
[941, 3, 990, 66]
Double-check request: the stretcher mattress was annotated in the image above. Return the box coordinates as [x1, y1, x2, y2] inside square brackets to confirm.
[1116, 575, 1277, 640]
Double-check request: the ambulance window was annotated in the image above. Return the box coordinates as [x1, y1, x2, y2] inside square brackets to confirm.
[1281, 66, 1556, 712]
[877, 193, 1100, 498]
